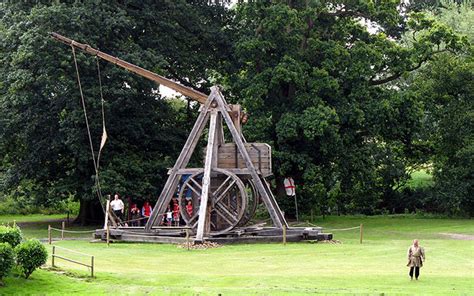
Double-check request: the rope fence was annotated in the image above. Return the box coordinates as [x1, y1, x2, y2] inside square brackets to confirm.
[288, 222, 364, 244]
[48, 223, 96, 244]
[47, 221, 364, 245]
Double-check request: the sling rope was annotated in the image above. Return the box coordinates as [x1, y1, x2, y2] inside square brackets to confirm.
[50, 228, 96, 234]
[71, 45, 107, 214]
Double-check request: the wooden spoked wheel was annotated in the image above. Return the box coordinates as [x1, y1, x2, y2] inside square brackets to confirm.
[178, 169, 248, 235]
[237, 179, 259, 227]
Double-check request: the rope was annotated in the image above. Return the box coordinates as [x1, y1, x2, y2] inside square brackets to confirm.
[322, 226, 361, 231]
[50, 228, 96, 234]
[71, 46, 98, 178]
[95, 56, 107, 168]
[114, 212, 169, 225]
[71, 46, 106, 214]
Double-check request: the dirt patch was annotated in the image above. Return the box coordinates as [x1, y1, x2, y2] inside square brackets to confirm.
[439, 233, 474, 240]
[177, 241, 222, 250]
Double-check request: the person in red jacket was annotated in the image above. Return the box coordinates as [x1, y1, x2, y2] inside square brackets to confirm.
[186, 200, 193, 217]
[141, 201, 153, 225]
[172, 199, 180, 226]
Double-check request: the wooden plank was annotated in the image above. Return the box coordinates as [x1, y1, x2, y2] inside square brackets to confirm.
[218, 159, 270, 167]
[218, 143, 271, 152]
[195, 110, 218, 242]
[218, 153, 270, 159]
[174, 168, 254, 175]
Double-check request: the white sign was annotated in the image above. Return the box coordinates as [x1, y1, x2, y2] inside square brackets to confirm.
[284, 177, 296, 196]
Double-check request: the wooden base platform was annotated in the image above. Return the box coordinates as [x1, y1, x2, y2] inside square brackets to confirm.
[94, 226, 333, 244]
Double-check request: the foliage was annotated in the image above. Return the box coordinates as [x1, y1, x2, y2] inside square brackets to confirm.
[221, 0, 468, 215]
[0, 242, 15, 285]
[405, 2, 473, 216]
[0, 225, 22, 248]
[0, 0, 472, 218]
[0, 1, 231, 223]
[14, 239, 48, 279]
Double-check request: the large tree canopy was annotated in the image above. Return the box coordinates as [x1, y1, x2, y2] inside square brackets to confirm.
[221, 0, 468, 214]
[0, 1, 231, 223]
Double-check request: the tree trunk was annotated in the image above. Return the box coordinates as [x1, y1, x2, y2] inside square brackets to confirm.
[74, 199, 104, 226]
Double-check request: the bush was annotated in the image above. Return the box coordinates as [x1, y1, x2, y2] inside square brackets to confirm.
[0, 225, 22, 247]
[0, 243, 15, 285]
[15, 239, 48, 279]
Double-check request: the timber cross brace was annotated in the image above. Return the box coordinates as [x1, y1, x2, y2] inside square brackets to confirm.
[51, 33, 290, 243]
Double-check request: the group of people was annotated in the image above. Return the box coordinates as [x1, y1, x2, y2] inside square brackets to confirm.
[109, 194, 153, 226]
[164, 198, 194, 226]
[109, 194, 195, 227]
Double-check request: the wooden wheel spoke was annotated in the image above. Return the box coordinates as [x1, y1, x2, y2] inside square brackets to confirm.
[215, 209, 234, 226]
[214, 180, 236, 204]
[188, 212, 199, 223]
[189, 177, 202, 191]
[186, 183, 201, 196]
[215, 203, 238, 224]
[212, 176, 232, 197]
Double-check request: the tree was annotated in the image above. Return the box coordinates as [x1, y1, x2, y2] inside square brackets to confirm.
[406, 1, 473, 216]
[0, 1, 231, 224]
[220, 0, 467, 215]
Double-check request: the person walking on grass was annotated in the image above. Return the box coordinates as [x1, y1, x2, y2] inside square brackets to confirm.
[407, 239, 425, 280]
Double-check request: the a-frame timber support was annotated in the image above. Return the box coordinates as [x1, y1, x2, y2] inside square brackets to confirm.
[145, 86, 287, 241]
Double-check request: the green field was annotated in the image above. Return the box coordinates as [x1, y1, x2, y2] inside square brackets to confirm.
[406, 169, 434, 188]
[1, 214, 473, 295]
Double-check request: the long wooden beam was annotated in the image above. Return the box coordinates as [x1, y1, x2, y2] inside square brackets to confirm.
[51, 32, 208, 104]
[195, 110, 219, 242]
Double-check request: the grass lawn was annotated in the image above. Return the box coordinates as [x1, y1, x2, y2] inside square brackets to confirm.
[0, 214, 95, 239]
[0, 214, 473, 295]
[406, 169, 434, 188]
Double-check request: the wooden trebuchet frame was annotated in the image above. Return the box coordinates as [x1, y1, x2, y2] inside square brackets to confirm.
[145, 87, 288, 241]
[52, 33, 289, 242]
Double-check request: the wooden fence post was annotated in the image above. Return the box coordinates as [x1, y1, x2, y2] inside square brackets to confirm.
[106, 224, 110, 247]
[186, 229, 190, 251]
[360, 223, 363, 244]
[48, 225, 52, 245]
[61, 221, 65, 240]
[282, 226, 287, 246]
[52, 246, 55, 267]
[91, 256, 94, 277]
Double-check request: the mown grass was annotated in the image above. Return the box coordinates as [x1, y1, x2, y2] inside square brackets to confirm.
[0, 214, 473, 295]
[0, 214, 95, 239]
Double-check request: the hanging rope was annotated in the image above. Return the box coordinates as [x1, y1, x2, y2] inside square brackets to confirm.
[96, 56, 108, 168]
[93, 56, 108, 209]
[71, 45, 106, 214]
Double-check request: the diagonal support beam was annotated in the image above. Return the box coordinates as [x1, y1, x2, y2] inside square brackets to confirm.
[195, 110, 219, 242]
[213, 87, 288, 229]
